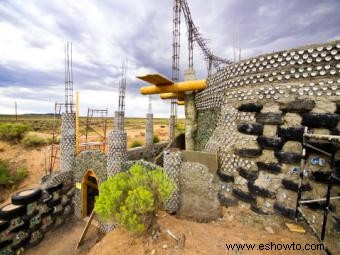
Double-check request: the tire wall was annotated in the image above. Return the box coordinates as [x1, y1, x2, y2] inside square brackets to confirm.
[0, 171, 75, 254]
[194, 40, 340, 231]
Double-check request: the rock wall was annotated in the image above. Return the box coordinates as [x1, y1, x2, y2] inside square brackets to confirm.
[0, 172, 74, 254]
[194, 40, 340, 226]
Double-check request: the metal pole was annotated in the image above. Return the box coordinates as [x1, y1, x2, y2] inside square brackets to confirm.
[76, 91, 79, 155]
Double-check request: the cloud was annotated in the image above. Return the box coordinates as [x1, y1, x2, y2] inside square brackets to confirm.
[0, 0, 339, 117]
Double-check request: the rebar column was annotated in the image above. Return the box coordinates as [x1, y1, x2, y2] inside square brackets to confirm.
[145, 113, 154, 147]
[163, 149, 182, 213]
[114, 111, 124, 131]
[60, 112, 76, 172]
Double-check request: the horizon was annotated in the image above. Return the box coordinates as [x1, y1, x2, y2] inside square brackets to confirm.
[0, 0, 339, 117]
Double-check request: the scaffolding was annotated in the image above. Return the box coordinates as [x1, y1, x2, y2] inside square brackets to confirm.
[295, 128, 340, 255]
[81, 108, 108, 152]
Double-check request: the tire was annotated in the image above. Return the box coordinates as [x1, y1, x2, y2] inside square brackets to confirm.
[0, 246, 14, 255]
[11, 233, 30, 250]
[11, 189, 42, 206]
[46, 198, 61, 208]
[29, 221, 42, 232]
[26, 230, 44, 248]
[66, 188, 75, 198]
[0, 239, 12, 250]
[9, 221, 29, 234]
[52, 205, 63, 216]
[0, 204, 27, 221]
[45, 183, 63, 194]
[40, 208, 53, 218]
[0, 220, 10, 232]
[40, 192, 52, 203]
[40, 216, 55, 233]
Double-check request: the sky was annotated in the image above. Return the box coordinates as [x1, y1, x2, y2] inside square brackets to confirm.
[0, 0, 339, 117]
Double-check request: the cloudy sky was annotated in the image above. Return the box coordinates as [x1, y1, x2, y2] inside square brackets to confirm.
[0, 0, 339, 117]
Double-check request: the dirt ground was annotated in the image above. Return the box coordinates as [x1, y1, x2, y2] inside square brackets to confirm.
[0, 140, 48, 204]
[25, 216, 101, 255]
[88, 207, 326, 255]
[8, 206, 327, 255]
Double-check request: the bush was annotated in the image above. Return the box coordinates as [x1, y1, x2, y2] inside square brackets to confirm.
[47, 136, 60, 145]
[22, 135, 48, 147]
[0, 160, 28, 185]
[130, 140, 143, 148]
[153, 135, 160, 143]
[94, 163, 175, 233]
[0, 123, 31, 142]
[175, 122, 185, 134]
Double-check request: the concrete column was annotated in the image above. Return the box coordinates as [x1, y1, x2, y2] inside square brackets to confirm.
[163, 149, 182, 213]
[145, 113, 154, 147]
[184, 68, 197, 151]
[60, 112, 76, 172]
[169, 115, 176, 141]
[107, 110, 127, 177]
[107, 130, 128, 177]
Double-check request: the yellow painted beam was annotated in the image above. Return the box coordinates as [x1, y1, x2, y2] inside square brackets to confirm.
[140, 80, 206, 95]
[177, 101, 185, 105]
[160, 92, 184, 99]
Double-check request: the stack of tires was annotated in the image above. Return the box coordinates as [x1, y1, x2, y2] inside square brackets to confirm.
[0, 182, 74, 254]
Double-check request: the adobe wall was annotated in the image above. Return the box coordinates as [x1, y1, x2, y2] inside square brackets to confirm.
[194, 40, 340, 228]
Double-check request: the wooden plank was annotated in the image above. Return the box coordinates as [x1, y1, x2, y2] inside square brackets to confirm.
[285, 223, 306, 233]
[136, 74, 173, 86]
[76, 211, 95, 250]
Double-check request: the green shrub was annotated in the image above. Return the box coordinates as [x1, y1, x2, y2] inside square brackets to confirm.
[175, 122, 185, 134]
[47, 136, 60, 145]
[0, 123, 31, 142]
[130, 140, 142, 148]
[153, 135, 160, 143]
[94, 163, 175, 233]
[0, 160, 11, 185]
[0, 160, 28, 185]
[22, 135, 48, 147]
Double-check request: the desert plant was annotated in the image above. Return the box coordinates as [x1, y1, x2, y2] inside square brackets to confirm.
[0, 160, 28, 185]
[0, 123, 31, 142]
[94, 163, 175, 233]
[175, 122, 185, 134]
[153, 135, 160, 143]
[22, 135, 48, 147]
[130, 140, 143, 148]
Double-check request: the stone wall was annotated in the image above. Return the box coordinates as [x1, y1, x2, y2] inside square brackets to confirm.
[0, 172, 74, 254]
[194, 40, 340, 228]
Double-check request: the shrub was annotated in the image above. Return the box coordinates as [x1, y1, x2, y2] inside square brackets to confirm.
[130, 140, 143, 148]
[153, 135, 160, 143]
[47, 136, 60, 145]
[22, 135, 48, 147]
[94, 163, 175, 233]
[0, 123, 31, 142]
[0, 160, 28, 185]
[175, 122, 185, 134]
